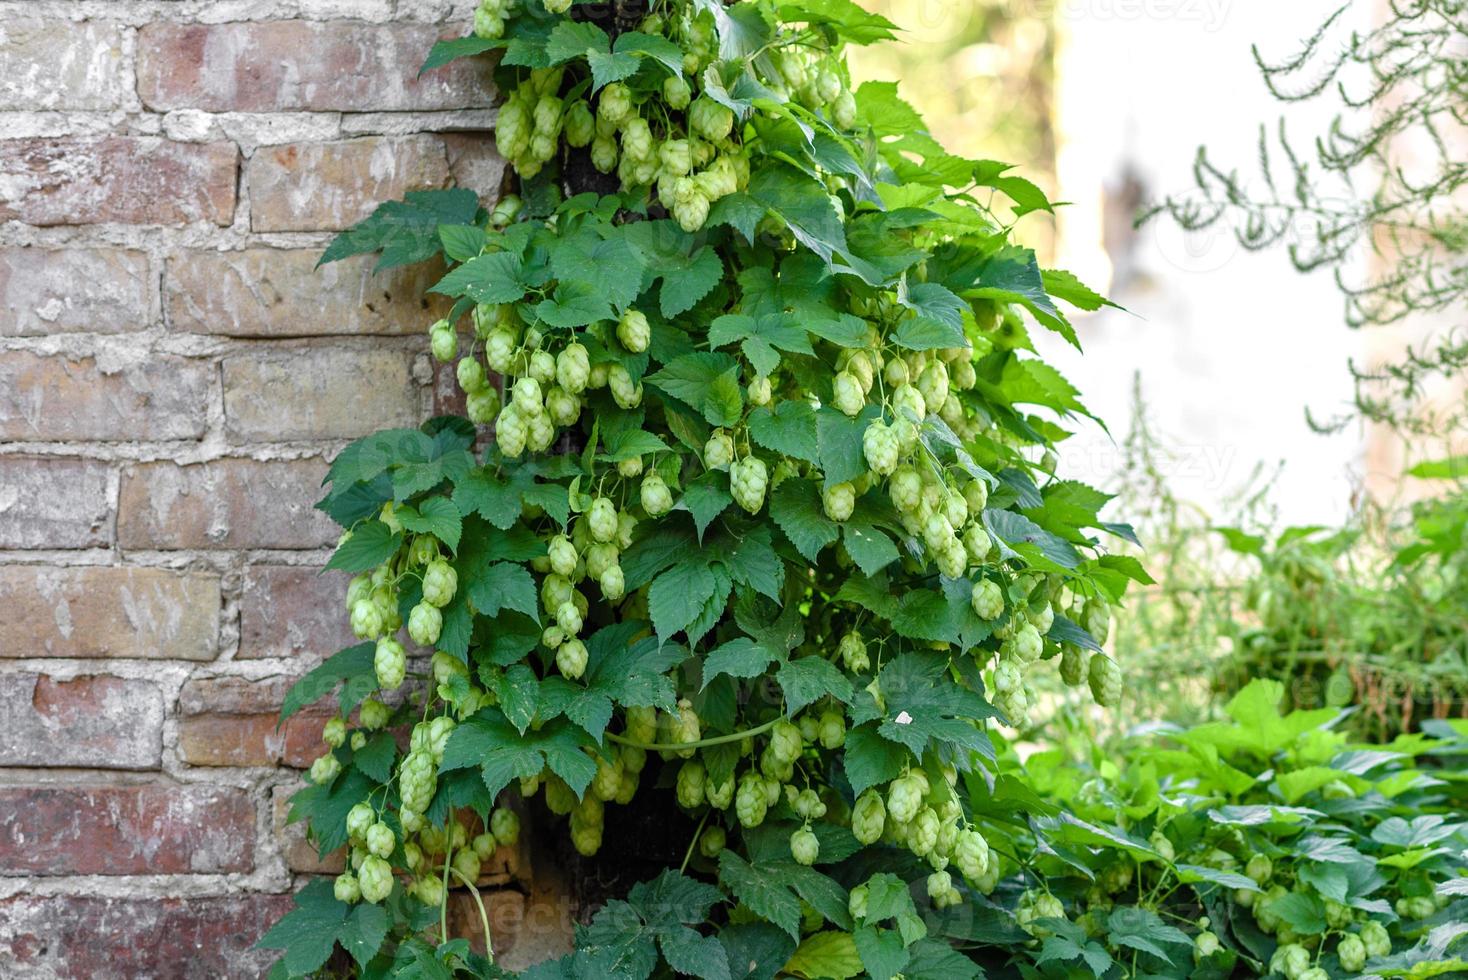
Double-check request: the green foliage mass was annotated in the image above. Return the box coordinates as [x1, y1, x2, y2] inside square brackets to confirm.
[965, 679, 1468, 979]
[260, 0, 1150, 975]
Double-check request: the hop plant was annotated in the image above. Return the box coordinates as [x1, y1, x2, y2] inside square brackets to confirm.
[731, 456, 769, 513]
[1088, 654, 1123, 707]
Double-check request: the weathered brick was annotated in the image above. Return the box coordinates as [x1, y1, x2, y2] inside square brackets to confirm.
[223, 348, 422, 442]
[0, 247, 150, 337]
[138, 21, 495, 112]
[442, 132, 506, 198]
[0, 19, 130, 111]
[117, 457, 337, 550]
[246, 136, 450, 232]
[239, 564, 353, 660]
[0, 674, 163, 769]
[270, 784, 344, 873]
[166, 248, 446, 337]
[0, 784, 255, 874]
[0, 565, 220, 660]
[0, 352, 212, 442]
[0, 457, 110, 549]
[0, 137, 238, 226]
[176, 675, 330, 768]
[449, 875, 576, 970]
[0, 893, 293, 979]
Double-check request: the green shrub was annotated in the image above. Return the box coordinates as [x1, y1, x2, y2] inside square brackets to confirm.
[959, 679, 1468, 978]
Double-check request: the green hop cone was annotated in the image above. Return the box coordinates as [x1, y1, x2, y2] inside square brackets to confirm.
[704, 429, 734, 469]
[359, 855, 394, 904]
[556, 638, 588, 679]
[735, 772, 768, 828]
[851, 789, 886, 844]
[1087, 654, 1122, 707]
[346, 802, 375, 841]
[334, 872, 362, 904]
[640, 473, 673, 516]
[490, 807, 520, 847]
[373, 637, 406, 690]
[350, 598, 384, 639]
[430, 324, 458, 362]
[838, 631, 870, 672]
[616, 308, 651, 353]
[970, 578, 1004, 620]
[731, 456, 769, 513]
[587, 496, 618, 543]
[309, 752, 341, 784]
[1360, 921, 1390, 959]
[887, 774, 923, 825]
[564, 100, 594, 147]
[399, 749, 437, 814]
[689, 97, 734, 141]
[556, 342, 590, 393]
[822, 482, 855, 522]
[1337, 933, 1366, 972]
[421, 558, 458, 608]
[407, 602, 442, 646]
[954, 828, 990, 883]
[366, 821, 395, 859]
[790, 827, 820, 866]
[832, 371, 864, 416]
[698, 824, 726, 858]
[675, 760, 706, 809]
[607, 363, 642, 408]
[862, 420, 899, 475]
[817, 710, 846, 749]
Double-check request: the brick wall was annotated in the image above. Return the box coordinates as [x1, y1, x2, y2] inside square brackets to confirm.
[0, 3, 570, 975]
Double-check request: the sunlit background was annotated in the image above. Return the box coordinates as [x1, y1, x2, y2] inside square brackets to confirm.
[847, 0, 1413, 526]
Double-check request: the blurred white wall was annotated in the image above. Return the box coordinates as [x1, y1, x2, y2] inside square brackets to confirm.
[1039, 0, 1373, 524]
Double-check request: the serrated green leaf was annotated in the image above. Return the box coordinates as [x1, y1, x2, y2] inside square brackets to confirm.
[326, 521, 401, 573]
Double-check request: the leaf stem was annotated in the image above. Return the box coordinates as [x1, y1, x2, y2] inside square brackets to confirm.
[446, 866, 495, 964]
[681, 809, 711, 875]
[604, 715, 780, 751]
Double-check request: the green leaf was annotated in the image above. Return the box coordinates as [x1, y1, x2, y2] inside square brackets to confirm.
[769, 479, 839, 562]
[646, 353, 744, 427]
[816, 406, 880, 486]
[703, 637, 778, 687]
[649, 558, 720, 642]
[613, 31, 686, 78]
[352, 731, 397, 783]
[1105, 906, 1192, 962]
[661, 927, 732, 980]
[1261, 892, 1328, 935]
[748, 162, 848, 264]
[659, 246, 724, 317]
[280, 642, 375, 723]
[396, 495, 462, 552]
[535, 280, 616, 328]
[719, 850, 804, 941]
[844, 726, 911, 798]
[465, 561, 539, 622]
[720, 923, 796, 980]
[842, 521, 899, 576]
[453, 467, 531, 529]
[854, 927, 909, 980]
[871, 653, 996, 760]
[709, 312, 814, 376]
[775, 0, 898, 44]
[783, 931, 861, 980]
[255, 880, 348, 976]
[442, 710, 597, 800]
[680, 474, 733, 540]
[720, 524, 786, 600]
[586, 48, 643, 91]
[419, 35, 500, 73]
[337, 902, 390, 968]
[545, 20, 610, 65]
[326, 521, 402, 573]
[430, 251, 527, 304]
[776, 656, 854, 715]
[438, 224, 485, 262]
[984, 509, 1081, 570]
[570, 900, 660, 980]
[748, 401, 820, 463]
[319, 189, 480, 271]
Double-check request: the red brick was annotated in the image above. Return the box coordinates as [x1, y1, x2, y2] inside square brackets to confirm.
[177, 675, 330, 768]
[270, 784, 344, 873]
[0, 137, 238, 226]
[0, 565, 221, 660]
[0, 893, 292, 979]
[137, 21, 496, 112]
[165, 248, 447, 337]
[0, 19, 129, 111]
[0, 247, 150, 336]
[223, 348, 423, 442]
[117, 457, 338, 550]
[0, 674, 163, 769]
[442, 132, 507, 198]
[246, 136, 450, 232]
[0, 784, 255, 874]
[239, 564, 354, 660]
[0, 352, 212, 441]
[0, 457, 110, 549]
